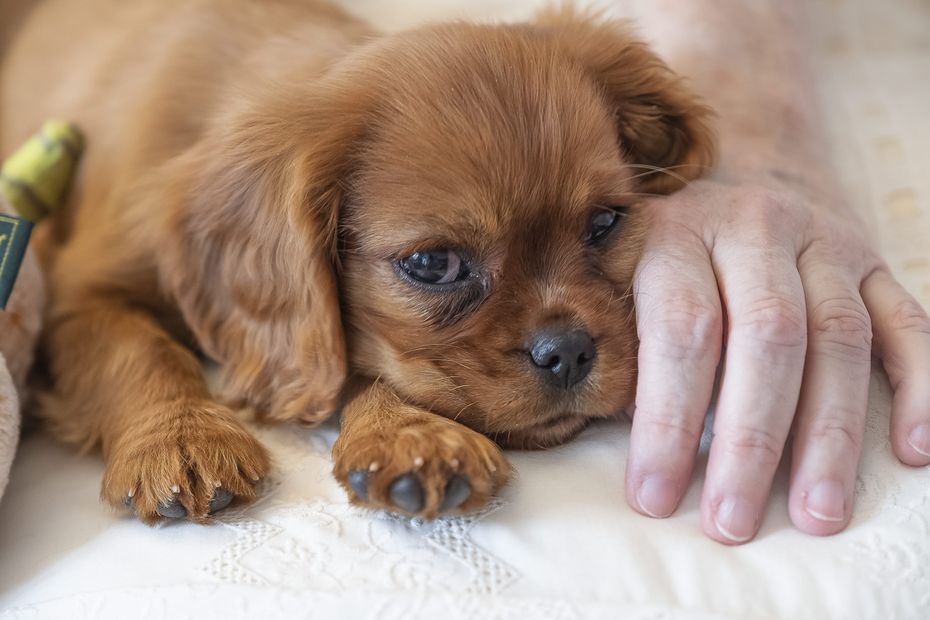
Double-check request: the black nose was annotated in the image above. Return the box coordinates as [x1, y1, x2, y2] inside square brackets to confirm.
[528, 328, 596, 389]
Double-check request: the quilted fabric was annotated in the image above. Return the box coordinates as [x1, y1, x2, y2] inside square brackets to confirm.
[1, 0, 928, 618]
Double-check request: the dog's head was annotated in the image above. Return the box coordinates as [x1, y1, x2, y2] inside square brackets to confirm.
[166, 12, 715, 446]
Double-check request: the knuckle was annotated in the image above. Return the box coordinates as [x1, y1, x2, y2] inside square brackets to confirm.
[642, 414, 704, 445]
[745, 188, 787, 214]
[640, 295, 722, 358]
[804, 413, 864, 452]
[809, 297, 873, 360]
[733, 294, 807, 349]
[887, 298, 930, 335]
[718, 425, 783, 466]
[744, 189, 800, 230]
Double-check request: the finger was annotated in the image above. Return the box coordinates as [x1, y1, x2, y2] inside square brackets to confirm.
[862, 268, 930, 466]
[788, 251, 872, 535]
[702, 243, 807, 544]
[626, 216, 722, 520]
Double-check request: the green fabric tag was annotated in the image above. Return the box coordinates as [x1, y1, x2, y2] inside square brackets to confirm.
[0, 213, 33, 310]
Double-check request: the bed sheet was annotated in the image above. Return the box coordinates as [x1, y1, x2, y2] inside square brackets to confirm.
[2, 1, 929, 618]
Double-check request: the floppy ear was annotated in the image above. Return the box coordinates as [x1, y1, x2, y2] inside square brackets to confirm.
[157, 76, 369, 424]
[535, 8, 716, 194]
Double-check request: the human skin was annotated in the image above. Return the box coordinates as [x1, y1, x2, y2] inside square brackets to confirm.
[618, 0, 930, 543]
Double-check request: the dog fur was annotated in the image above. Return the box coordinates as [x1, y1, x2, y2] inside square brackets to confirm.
[1, 0, 714, 522]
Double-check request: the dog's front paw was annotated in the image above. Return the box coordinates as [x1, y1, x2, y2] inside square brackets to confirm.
[333, 416, 511, 519]
[101, 400, 270, 524]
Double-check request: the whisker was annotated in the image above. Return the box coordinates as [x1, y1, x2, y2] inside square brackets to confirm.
[622, 163, 693, 188]
[397, 342, 471, 360]
[450, 401, 474, 423]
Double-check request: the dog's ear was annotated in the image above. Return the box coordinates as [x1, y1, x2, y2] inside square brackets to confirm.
[535, 8, 716, 194]
[157, 75, 370, 424]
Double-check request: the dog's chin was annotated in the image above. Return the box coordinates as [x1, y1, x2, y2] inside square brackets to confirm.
[489, 413, 594, 450]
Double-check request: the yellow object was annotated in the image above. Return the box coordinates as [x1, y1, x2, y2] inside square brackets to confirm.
[0, 120, 84, 223]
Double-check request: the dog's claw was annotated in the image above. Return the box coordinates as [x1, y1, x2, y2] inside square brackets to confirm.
[440, 474, 471, 511]
[208, 487, 234, 513]
[156, 497, 187, 519]
[347, 469, 369, 501]
[389, 473, 424, 513]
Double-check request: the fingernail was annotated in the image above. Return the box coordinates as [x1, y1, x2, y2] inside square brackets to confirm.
[907, 423, 930, 457]
[636, 475, 677, 518]
[805, 480, 846, 522]
[714, 496, 758, 543]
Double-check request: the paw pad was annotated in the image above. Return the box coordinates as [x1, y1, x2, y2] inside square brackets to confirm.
[208, 487, 234, 513]
[440, 474, 471, 511]
[122, 485, 236, 520]
[156, 497, 187, 519]
[346, 468, 474, 516]
[388, 473, 425, 513]
[347, 470, 369, 501]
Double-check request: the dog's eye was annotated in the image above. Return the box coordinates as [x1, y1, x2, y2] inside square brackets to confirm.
[399, 249, 470, 285]
[585, 208, 624, 243]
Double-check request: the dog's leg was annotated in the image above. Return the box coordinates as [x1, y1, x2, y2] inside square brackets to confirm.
[39, 295, 270, 523]
[332, 380, 511, 518]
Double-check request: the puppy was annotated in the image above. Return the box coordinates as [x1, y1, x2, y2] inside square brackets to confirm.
[1, 0, 714, 522]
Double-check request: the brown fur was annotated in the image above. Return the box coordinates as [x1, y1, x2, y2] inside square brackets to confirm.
[1, 0, 714, 521]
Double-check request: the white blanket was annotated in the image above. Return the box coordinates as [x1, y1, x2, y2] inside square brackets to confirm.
[2, 1, 929, 618]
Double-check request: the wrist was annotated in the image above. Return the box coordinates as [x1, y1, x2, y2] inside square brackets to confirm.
[707, 92, 840, 202]
[710, 139, 847, 215]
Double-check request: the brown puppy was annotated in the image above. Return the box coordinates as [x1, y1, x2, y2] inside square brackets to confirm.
[1, 0, 714, 522]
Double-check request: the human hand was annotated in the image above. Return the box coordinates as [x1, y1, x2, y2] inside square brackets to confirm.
[625, 175, 930, 544]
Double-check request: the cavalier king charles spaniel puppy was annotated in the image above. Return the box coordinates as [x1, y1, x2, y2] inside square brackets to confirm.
[1, 0, 714, 521]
